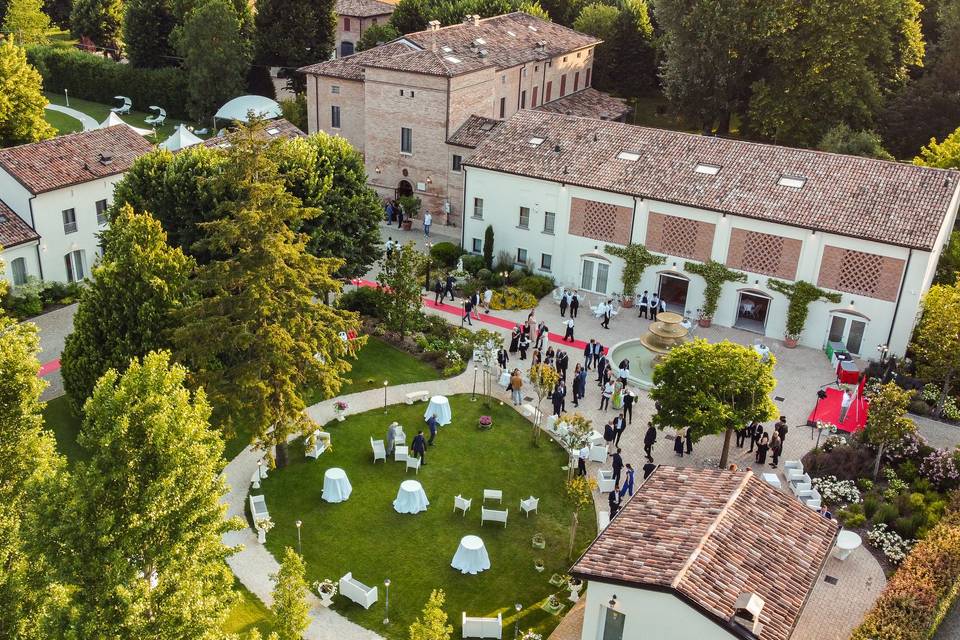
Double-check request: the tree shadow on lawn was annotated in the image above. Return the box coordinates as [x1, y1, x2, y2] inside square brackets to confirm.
[256, 395, 596, 639]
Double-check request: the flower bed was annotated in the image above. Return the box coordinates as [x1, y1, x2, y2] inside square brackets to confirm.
[812, 475, 861, 505]
[866, 523, 914, 564]
[489, 287, 539, 311]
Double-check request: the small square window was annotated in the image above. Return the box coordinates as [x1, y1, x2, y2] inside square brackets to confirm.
[543, 211, 556, 234]
[95, 199, 108, 225]
[331, 85, 340, 94]
[535, 65, 539, 72]
[472, 238, 482, 253]
[452, 154, 462, 172]
[516, 248, 528, 264]
[577, 52, 581, 58]
[501, 75, 506, 84]
[540, 253, 552, 271]
[473, 197, 484, 219]
[518, 206, 530, 228]
[62, 208, 77, 234]
[563, 56, 568, 62]
[400, 89, 404, 96]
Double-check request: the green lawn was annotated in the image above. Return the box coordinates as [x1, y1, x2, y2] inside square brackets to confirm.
[44, 92, 197, 143]
[223, 580, 275, 636]
[258, 395, 596, 639]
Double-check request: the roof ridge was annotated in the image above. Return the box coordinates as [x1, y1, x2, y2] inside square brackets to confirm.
[670, 471, 752, 588]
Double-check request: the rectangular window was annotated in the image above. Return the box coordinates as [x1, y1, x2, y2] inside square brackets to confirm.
[499, 97, 506, 118]
[601, 607, 626, 640]
[64, 250, 85, 283]
[344, 17, 351, 30]
[372, 17, 377, 24]
[543, 211, 556, 234]
[545, 81, 552, 102]
[574, 71, 580, 92]
[540, 253, 552, 271]
[332, 85, 340, 94]
[585, 68, 591, 87]
[452, 154, 462, 172]
[331, 105, 341, 129]
[11, 257, 27, 286]
[516, 248, 527, 264]
[518, 206, 530, 228]
[472, 238, 482, 253]
[401, 127, 412, 153]
[95, 199, 108, 225]
[520, 90, 526, 109]
[563, 56, 568, 62]
[531, 87, 538, 108]
[560, 74, 567, 96]
[62, 208, 77, 234]
[473, 197, 484, 219]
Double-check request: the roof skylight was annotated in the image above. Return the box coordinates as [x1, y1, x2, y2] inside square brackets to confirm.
[529, 137, 545, 146]
[528, 25, 538, 31]
[617, 151, 640, 162]
[266, 127, 281, 136]
[441, 46, 452, 52]
[777, 175, 806, 189]
[444, 56, 462, 64]
[694, 163, 721, 176]
[506, 30, 516, 36]
[480, 122, 495, 132]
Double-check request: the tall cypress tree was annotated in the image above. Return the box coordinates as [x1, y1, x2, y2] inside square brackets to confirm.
[254, 0, 335, 91]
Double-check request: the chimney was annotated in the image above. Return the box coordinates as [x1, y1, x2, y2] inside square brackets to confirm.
[731, 592, 765, 637]
[98, 152, 113, 166]
[471, 14, 480, 26]
[428, 19, 440, 31]
[534, 40, 546, 51]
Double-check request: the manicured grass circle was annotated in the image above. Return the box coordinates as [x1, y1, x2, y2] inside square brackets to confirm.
[258, 395, 596, 639]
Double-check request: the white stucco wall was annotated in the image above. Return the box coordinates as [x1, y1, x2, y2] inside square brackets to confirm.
[0, 242, 41, 287]
[579, 581, 738, 640]
[462, 166, 955, 357]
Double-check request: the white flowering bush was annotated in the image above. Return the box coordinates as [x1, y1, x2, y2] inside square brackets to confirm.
[812, 475, 861, 505]
[820, 434, 847, 452]
[943, 396, 960, 422]
[883, 431, 928, 464]
[920, 448, 960, 491]
[520, 633, 543, 640]
[867, 523, 914, 565]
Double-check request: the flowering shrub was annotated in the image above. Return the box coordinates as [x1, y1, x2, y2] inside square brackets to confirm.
[312, 579, 338, 597]
[333, 400, 349, 412]
[943, 396, 960, 422]
[255, 517, 274, 532]
[478, 415, 492, 429]
[866, 523, 914, 564]
[521, 632, 543, 640]
[920, 448, 960, 491]
[820, 434, 846, 452]
[812, 475, 861, 505]
[921, 383, 940, 404]
[489, 287, 538, 310]
[883, 431, 928, 465]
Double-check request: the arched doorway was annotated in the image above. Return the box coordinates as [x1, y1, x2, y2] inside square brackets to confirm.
[396, 180, 413, 198]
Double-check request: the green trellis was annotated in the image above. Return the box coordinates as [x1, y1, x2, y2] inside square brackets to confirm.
[604, 243, 665, 298]
[769, 279, 841, 339]
[684, 260, 748, 319]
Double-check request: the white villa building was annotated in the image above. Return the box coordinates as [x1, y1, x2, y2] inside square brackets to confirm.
[461, 111, 960, 357]
[0, 126, 153, 285]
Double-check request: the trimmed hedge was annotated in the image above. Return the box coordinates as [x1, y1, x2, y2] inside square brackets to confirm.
[27, 46, 190, 120]
[850, 491, 960, 640]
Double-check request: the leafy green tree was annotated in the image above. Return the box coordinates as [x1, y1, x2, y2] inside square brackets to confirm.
[863, 382, 915, 478]
[651, 339, 778, 468]
[409, 589, 453, 640]
[611, 0, 656, 96]
[934, 230, 960, 286]
[70, 0, 124, 53]
[255, 0, 335, 91]
[818, 124, 894, 160]
[564, 475, 595, 559]
[377, 241, 426, 337]
[912, 282, 960, 414]
[914, 125, 960, 168]
[519, 0, 549, 20]
[540, 0, 586, 25]
[389, 0, 428, 33]
[41, 0, 69, 26]
[0, 39, 54, 147]
[357, 22, 400, 51]
[172, 122, 362, 467]
[47, 351, 240, 638]
[270, 548, 310, 640]
[573, 4, 618, 89]
[281, 134, 383, 279]
[3, 0, 50, 45]
[123, 0, 176, 68]
[528, 362, 560, 443]
[176, 0, 252, 120]
[60, 204, 195, 408]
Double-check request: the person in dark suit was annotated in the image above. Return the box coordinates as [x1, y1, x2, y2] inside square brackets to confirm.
[608, 487, 621, 518]
[572, 365, 586, 407]
[685, 426, 693, 454]
[559, 291, 568, 317]
[583, 339, 596, 370]
[601, 304, 612, 329]
[411, 430, 427, 465]
[750, 425, 764, 454]
[518, 334, 530, 359]
[674, 433, 684, 457]
[755, 432, 770, 464]
[462, 299, 473, 326]
[595, 354, 608, 384]
[570, 291, 579, 318]
[556, 351, 569, 381]
[611, 447, 624, 484]
[775, 416, 789, 442]
[433, 278, 443, 304]
[444, 274, 456, 301]
[552, 381, 566, 415]
[622, 388, 634, 424]
[497, 347, 509, 372]
[643, 422, 657, 461]
[425, 414, 438, 446]
[642, 461, 657, 479]
[613, 413, 626, 446]
[638, 291, 649, 319]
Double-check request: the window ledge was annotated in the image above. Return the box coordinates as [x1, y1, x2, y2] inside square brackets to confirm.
[517, 225, 529, 230]
[471, 215, 484, 220]
[542, 230, 555, 236]
[400, 151, 413, 157]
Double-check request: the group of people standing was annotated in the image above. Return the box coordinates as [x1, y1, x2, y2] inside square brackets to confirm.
[738, 415, 789, 468]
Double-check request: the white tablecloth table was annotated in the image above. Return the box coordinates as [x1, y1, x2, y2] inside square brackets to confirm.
[499, 371, 511, 388]
[425, 395, 452, 426]
[753, 343, 771, 362]
[451, 535, 490, 575]
[321, 467, 352, 503]
[393, 479, 429, 514]
[834, 529, 862, 561]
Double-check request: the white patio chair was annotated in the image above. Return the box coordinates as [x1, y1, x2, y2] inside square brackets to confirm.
[520, 496, 539, 517]
[589, 444, 608, 463]
[797, 488, 822, 510]
[370, 437, 386, 463]
[145, 106, 166, 126]
[790, 473, 812, 495]
[394, 445, 408, 462]
[483, 489, 502, 503]
[406, 455, 421, 474]
[551, 288, 564, 304]
[597, 469, 615, 493]
[111, 96, 131, 115]
[454, 494, 472, 516]
[784, 460, 803, 477]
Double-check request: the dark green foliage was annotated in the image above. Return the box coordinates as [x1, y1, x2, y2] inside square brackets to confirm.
[357, 23, 400, 50]
[2, 290, 42, 317]
[430, 242, 464, 268]
[43, 0, 71, 26]
[390, 0, 531, 33]
[476, 268, 492, 282]
[279, 94, 307, 131]
[246, 64, 277, 99]
[69, 0, 123, 51]
[801, 443, 875, 480]
[389, 0, 428, 33]
[123, 0, 177, 68]
[934, 230, 960, 286]
[255, 0, 335, 91]
[818, 124, 894, 160]
[483, 225, 494, 269]
[539, 0, 586, 25]
[27, 45, 191, 119]
[864, 495, 880, 519]
[336, 287, 387, 318]
[518, 274, 555, 298]
[508, 269, 525, 285]
[874, 502, 899, 525]
[461, 254, 485, 275]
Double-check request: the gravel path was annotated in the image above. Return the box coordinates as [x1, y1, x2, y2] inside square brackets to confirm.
[45, 104, 99, 131]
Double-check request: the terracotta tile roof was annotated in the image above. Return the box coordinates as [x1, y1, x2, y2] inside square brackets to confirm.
[335, 0, 395, 17]
[0, 200, 39, 249]
[571, 467, 838, 640]
[536, 88, 629, 121]
[300, 12, 599, 79]
[447, 115, 503, 148]
[200, 118, 306, 149]
[465, 110, 960, 250]
[0, 126, 154, 195]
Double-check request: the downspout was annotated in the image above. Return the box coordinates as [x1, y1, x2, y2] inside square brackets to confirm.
[516, 65, 524, 111]
[460, 166, 468, 249]
[313, 76, 320, 133]
[28, 195, 44, 281]
[885, 248, 912, 351]
[541, 57, 547, 105]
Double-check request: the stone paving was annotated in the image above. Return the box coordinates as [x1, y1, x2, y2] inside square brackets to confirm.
[44, 104, 99, 131]
[24, 302, 77, 400]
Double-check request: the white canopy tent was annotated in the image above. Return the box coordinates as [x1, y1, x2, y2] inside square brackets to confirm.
[214, 95, 282, 124]
[158, 124, 203, 151]
[99, 112, 153, 136]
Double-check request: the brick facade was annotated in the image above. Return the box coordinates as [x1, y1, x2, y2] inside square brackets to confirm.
[568, 197, 632, 245]
[645, 211, 715, 262]
[726, 227, 802, 280]
[817, 245, 905, 302]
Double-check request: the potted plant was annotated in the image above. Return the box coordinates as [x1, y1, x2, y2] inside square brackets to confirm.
[532, 532, 546, 549]
[333, 400, 349, 421]
[548, 573, 567, 587]
[255, 516, 273, 544]
[478, 415, 493, 430]
[604, 243, 665, 309]
[684, 260, 747, 327]
[534, 559, 545, 572]
[544, 594, 564, 614]
[397, 195, 421, 231]
[313, 579, 338, 607]
[567, 576, 583, 602]
[769, 279, 841, 349]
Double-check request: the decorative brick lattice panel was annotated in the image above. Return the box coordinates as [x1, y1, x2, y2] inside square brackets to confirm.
[645, 212, 715, 261]
[817, 245, 905, 302]
[568, 197, 632, 245]
[726, 228, 802, 279]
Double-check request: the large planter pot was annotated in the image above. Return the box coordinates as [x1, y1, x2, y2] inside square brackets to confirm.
[783, 336, 798, 349]
[336, 413, 346, 422]
[318, 591, 334, 607]
[620, 298, 635, 309]
[698, 317, 712, 328]
[401, 220, 413, 231]
[257, 528, 266, 544]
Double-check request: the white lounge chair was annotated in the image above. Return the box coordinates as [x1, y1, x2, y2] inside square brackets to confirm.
[454, 494, 472, 516]
[483, 489, 502, 503]
[481, 506, 508, 527]
[597, 469, 615, 493]
[371, 437, 386, 463]
[784, 460, 804, 481]
[790, 473, 812, 495]
[406, 455, 421, 474]
[339, 572, 378, 609]
[144, 106, 166, 126]
[462, 611, 502, 639]
[589, 444, 608, 463]
[110, 96, 131, 115]
[520, 496, 539, 517]
[797, 488, 822, 510]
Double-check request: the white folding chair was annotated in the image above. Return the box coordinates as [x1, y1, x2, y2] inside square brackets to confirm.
[406, 455, 421, 474]
[520, 496, 539, 517]
[483, 489, 502, 503]
[370, 437, 386, 463]
[454, 494, 472, 516]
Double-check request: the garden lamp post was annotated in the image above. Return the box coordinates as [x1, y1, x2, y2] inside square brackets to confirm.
[500, 270, 510, 297]
[295, 520, 302, 556]
[424, 242, 433, 292]
[513, 603, 522, 639]
[383, 578, 391, 624]
[64, 88, 69, 106]
[472, 365, 478, 401]
[383, 381, 389, 413]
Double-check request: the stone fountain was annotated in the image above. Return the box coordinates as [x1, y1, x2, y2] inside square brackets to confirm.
[639, 311, 690, 354]
[610, 311, 691, 388]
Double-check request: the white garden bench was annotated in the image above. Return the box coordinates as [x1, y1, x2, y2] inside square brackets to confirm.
[462, 611, 502, 639]
[481, 507, 508, 527]
[339, 572, 378, 609]
[405, 390, 430, 405]
[598, 509, 610, 531]
[304, 430, 329, 460]
[249, 494, 269, 523]
[483, 489, 502, 503]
